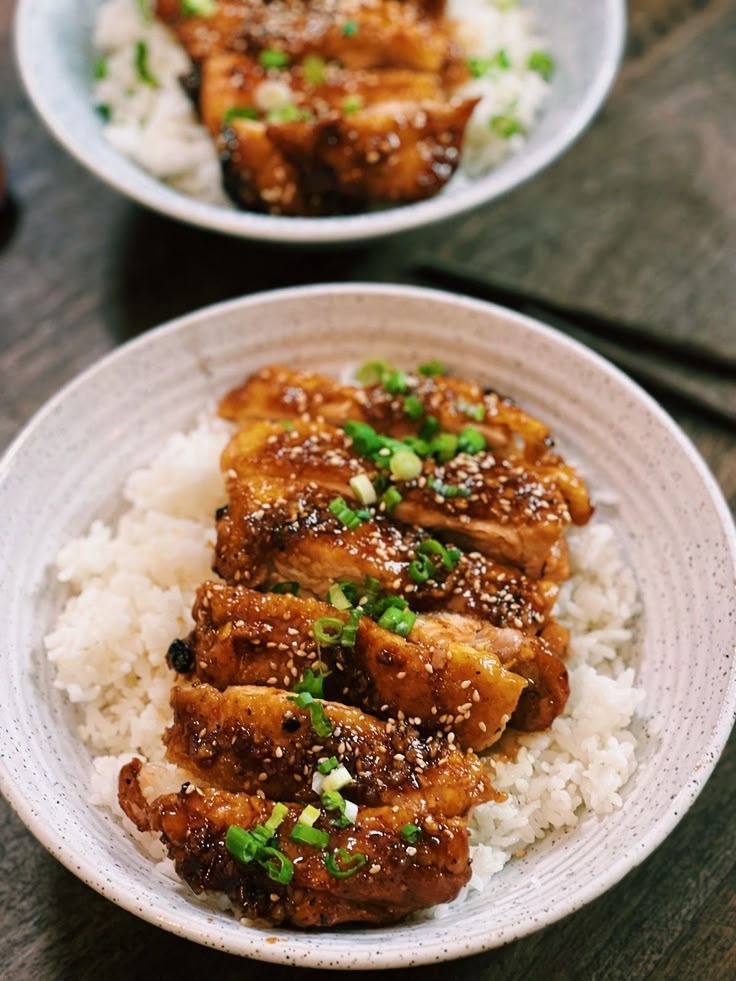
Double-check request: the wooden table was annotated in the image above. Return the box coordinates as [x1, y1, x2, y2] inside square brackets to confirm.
[1, 1, 734, 977]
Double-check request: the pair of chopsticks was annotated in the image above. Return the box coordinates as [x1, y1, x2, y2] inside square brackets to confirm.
[413, 257, 735, 428]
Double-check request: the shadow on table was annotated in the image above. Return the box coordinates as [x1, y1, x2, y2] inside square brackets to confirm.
[105, 206, 376, 344]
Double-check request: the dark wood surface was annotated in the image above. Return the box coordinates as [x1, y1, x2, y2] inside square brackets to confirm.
[1, 0, 734, 977]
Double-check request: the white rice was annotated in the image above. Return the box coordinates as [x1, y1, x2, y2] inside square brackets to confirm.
[45, 415, 644, 904]
[92, 0, 551, 203]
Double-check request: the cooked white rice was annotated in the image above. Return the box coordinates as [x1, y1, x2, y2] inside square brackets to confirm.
[46, 413, 644, 903]
[92, 0, 551, 202]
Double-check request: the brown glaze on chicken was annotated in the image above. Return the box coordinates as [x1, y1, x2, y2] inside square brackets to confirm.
[120, 759, 472, 927]
[165, 683, 493, 814]
[221, 417, 579, 579]
[174, 581, 526, 749]
[153, 0, 476, 214]
[219, 364, 590, 473]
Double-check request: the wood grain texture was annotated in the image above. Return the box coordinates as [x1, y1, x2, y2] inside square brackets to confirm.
[0, 0, 734, 977]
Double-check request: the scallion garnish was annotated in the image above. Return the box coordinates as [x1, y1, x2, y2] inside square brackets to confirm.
[134, 40, 159, 88]
[349, 473, 377, 505]
[225, 823, 295, 883]
[428, 476, 471, 499]
[400, 823, 422, 843]
[380, 487, 402, 512]
[329, 495, 364, 530]
[94, 55, 108, 80]
[266, 103, 312, 124]
[341, 19, 358, 36]
[263, 802, 289, 835]
[457, 427, 487, 455]
[298, 803, 321, 826]
[356, 360, 391, 385]
[343, 420, 383, 456]
[223, 105, 259, 125]
[404, 394, 424, 420]
[313, 617, 344, 646]
[342, 95, 362, 115]
[318, 756, 340, 775]
[490, 114, 523, 139]
[419, 415, 440, 441]
[321, 791, 356, 828]
[288, 691, 333, 737]
[327, 582, 353, 610]
[340, 607, 362, 647]
[225, 825, 262, 864]
[383, 370, 409, 395]
[528, 50, 555, 81]
[418, 360, 446, 377]
[408, 553, 434, 584]
[417, 538, 459, 571]
[362, 576, 381, 605]
[181, 0, 216, 15]
[457, 398, 486, 422]
[429, 432, 459, 463]
[293, 668, 326, 699]
[272, 580, 300, 595]
[389, 448, 422, 481]
[325, 847, 367, 878]
[259, 48, 290, 69]
[402, 436, 430, 457]
[377, 605, 416, 637]
[258, 846, 294, 884]
[302, 54, 326, 85]
[290, 824, 330, 849]
[321, 764, 354, 793]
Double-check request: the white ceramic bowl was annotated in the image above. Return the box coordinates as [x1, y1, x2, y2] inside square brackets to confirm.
[15, 0, 625, 244]
[1, 284, 734, 969]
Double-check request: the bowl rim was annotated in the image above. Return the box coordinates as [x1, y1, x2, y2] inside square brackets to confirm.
[14, 0, 626, 244]
[1, 283, 734, 968]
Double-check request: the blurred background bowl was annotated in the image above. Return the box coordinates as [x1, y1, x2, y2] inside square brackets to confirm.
[15, 0, 626, 244]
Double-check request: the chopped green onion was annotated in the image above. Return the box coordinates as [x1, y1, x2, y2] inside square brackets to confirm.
[134, 40, 159, 88]
[380, 486, 402, 512]
[288, 691, 333, 737]
[337, 580, 360, 606]
[94, 55, 108, 80]
[226, 825, 261, 864]
[313, 616, 344, 646]
[373, 595, 409, 616]
[418, 360, 446, 377]
[457, 398, 486, 422]
[340, 607, 363, 648]
[342, 96, 362, 115]
[390, 448, 422, 481]
[490, 114, 523, 139]
[417, 538, 455, 570]
[290, 824, 330, 849]
[272, 580, 299, 595]
[404, 394, 424, 420]
[97, 104, 112, 121]
[223, 105, 259, 125]
[318, 756, 340, 775]
[528, 50, 555, 81]
[137, 0, 154, 21]
[302, 54, 326, 85]
[429, 433, 459, 463]
[258, 846, 294, 884]
[419, 415, 440, 441]
[298, 803, 321, 826]
[181, 0, 216, 15]
[341, 19, 358, 36]
[349, 473, 377, 505]
[320, 790, 353, 827]
[383, 370, 409, 395]
[293, 668, 326, 699]
[403, 436, 430, 457]
[329, 495, 364, 530]
[264, 802, 289, 835]
[356, 360, 391, 385]
[266, 103, 312, 124]
[327, 583, 353, 610]
[446, 547, 462, 569]
[279, 420, 295, 430]
[408, 553, 434, 583]
[259, 49, 290, 69]
[458, 427, 487, 455]
[400, 823, 422, 843]
[377, 606, 416, 637]
[322, 764, 354, 793]
[362, 576, 381, 605]
[343, 420, 383, 456]
[428, 476, 471, 499]
[325, 848, 367, 878]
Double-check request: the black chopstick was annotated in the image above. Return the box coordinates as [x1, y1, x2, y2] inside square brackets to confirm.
[414, 257, 736, 375]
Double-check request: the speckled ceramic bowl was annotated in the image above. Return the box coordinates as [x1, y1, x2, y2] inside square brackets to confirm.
[15, 0, 625, 244]
[0, 285, 734, 969]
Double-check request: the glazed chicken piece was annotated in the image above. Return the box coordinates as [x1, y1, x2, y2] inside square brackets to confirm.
[155, 0, 456, 73]
[219, 365, 589, 473]
[221, 418, 578, 579]
[199, 53, 447, 136]
[171, 582, 527, 749]
[165, 683, 493, 814]
[214, 478, 560, 631]
[120, 758, 472, 927]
